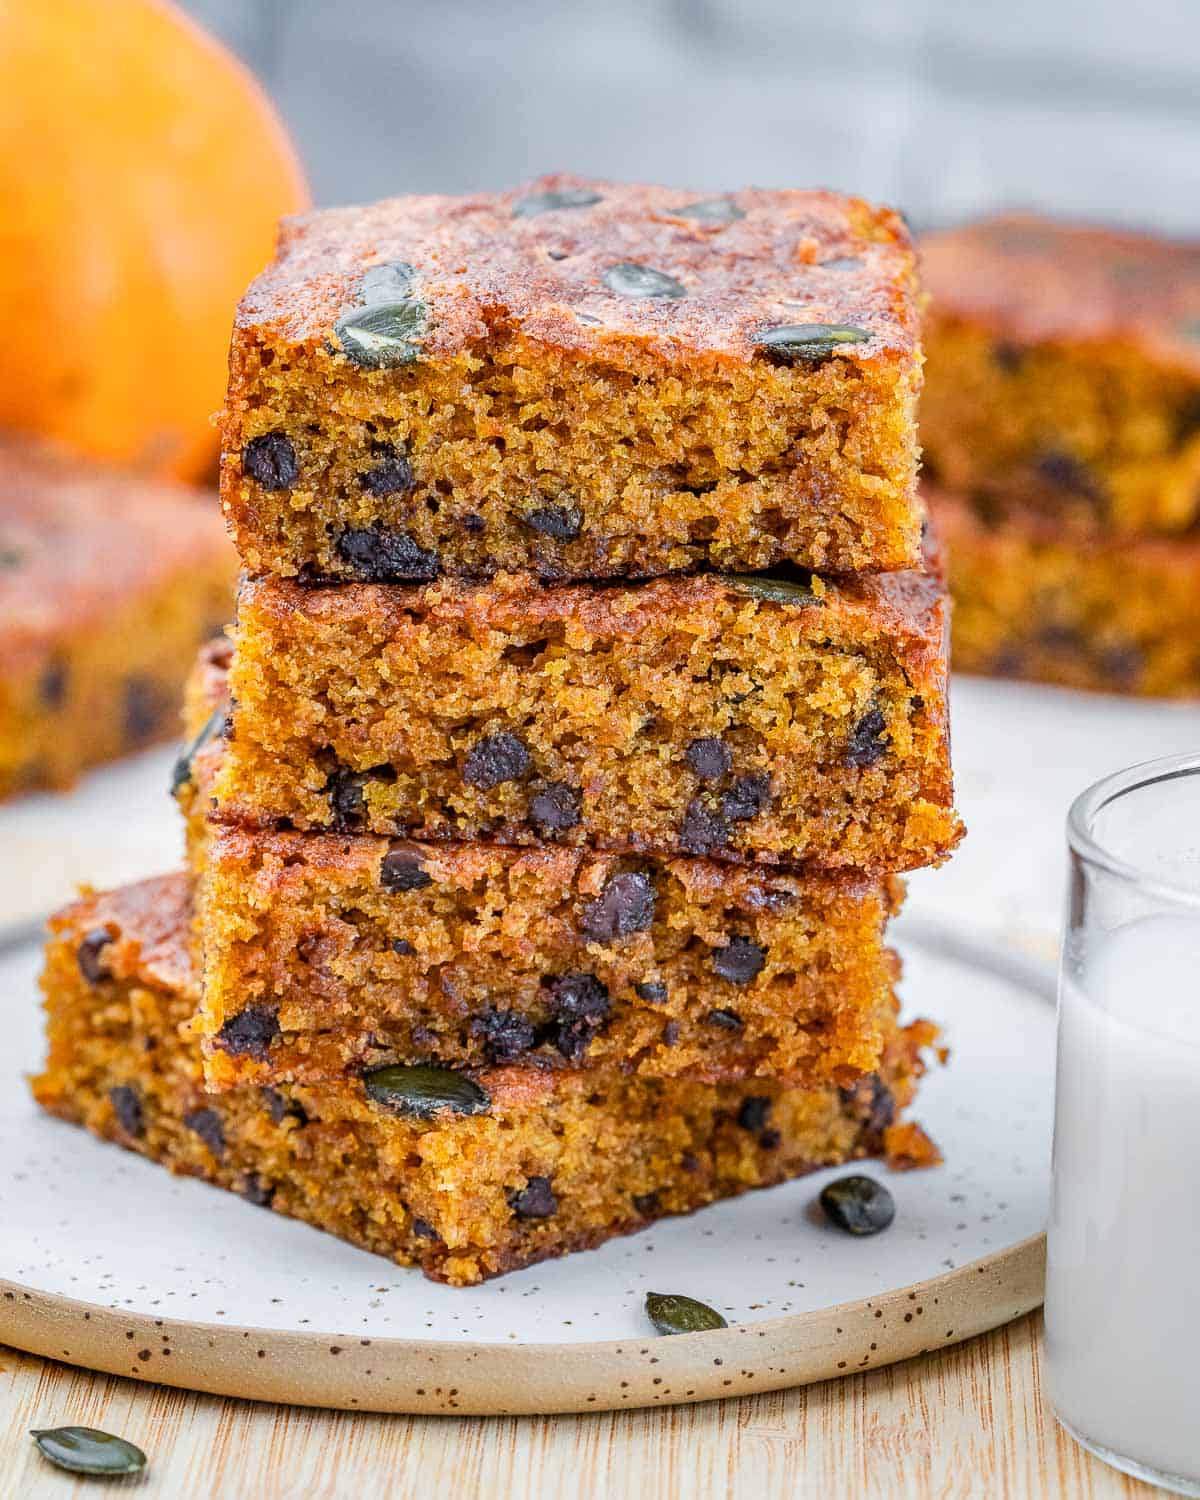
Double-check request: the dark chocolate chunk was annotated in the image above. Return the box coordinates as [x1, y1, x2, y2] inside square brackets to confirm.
[262, 1087, 308, 1127]
[124, 676, 167, 745]
[712, 937, 767, 985]
[1100, 642, 1144, 687]
[463, 731, 531, 789]
[662, 1020, 680, 1046]
[524, 503, 582, 540]
[335, 524, 439, 582]
[992, 341, 1024, 373]
[602, 263, 686, 299]
[507, 1175, 558, 1219]
[635, 981, 668, 1004]
[736, 1096, 771, 1133]
[547, 971, 611, 1060]
[686, 736, 733, 780]
[108, 1085, 144, 1138]
[705, 1008, 743, 1031]
[76, 928, 114, 985]
[681, 1152, 701, 1173]
[472, 1006, 538, 1064]
[391, 938, 415, 956]
[1033, 448, 1105, 503]
[462, 512, 487, 533]
[38, 658, 68, 710]
[183, 1107, 226, 1158]
[580, 871, 656, 942]
[411, 1216, 440, 1241]
[758, 1129, 782, 1150]
[722, 773, 771, 822]
[680, 798, 730, 854]
[530, 781, 582, 834]
[325, 766, 369, 830]
[512, 188, 601, 218]
[756, 323, 872, 365]
[242, 432, 299, 490]
[675, 198, 744, 223]
[819, 1175, 896, 1236]
[240, 1174, 275, 1208]
[363, 1063, 491, 1119]
[215, 1005, 280, 1061]
[380, 845, 432, 893]
[632, 1190, 661, 1216]
[359, 442, 414, 496]
[845, 707, 889, 768]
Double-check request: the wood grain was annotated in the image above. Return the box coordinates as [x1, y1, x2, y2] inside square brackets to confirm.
[0, 1315, 1161, 1499]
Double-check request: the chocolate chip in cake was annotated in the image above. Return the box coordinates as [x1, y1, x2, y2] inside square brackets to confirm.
[547, 972, 611, 1060]
[215, 1005, 280, 1061]
[662, 1021, 680, 1046]
[472, 1006, 538, 1064]
[411, 1216, 440, 1240]
[705, 1008, 743, 1031]
[335, 525, 439, 582]
[38, 658, 68, 710]
[756, 322, 871, 366]
[1033, 448, 1105, 503]
[992, 341, 1024, 374]
[463, 731, 531, 789]
[635, 980, 668, 1004]
[392, 938, 415, 956]
[507, 1176, 558, 1219]
[602, 263, 687, 299]
[722, 773, 771, 822]
[325, 766, 369, 830]
[76, 928, 114, 985]
[183, 1107, 226, 1158]
[713, 937, 767, 985]
[240, 1174, 275, 1208]
[845, 707, 889, 768]
[686, 737, 733, 780]
[462, 512, 487, 533]
[736, 1096, 771, 1133]
[380, 845, 432, 893]
[108, 1085, 144, 1139]
[675, 198, 745, 223]
[819, 1175, 896, 1236]
[513, 187, 601, 217]
[524, 503, 582, 540]
[581, 871, 656, 943]
[359, 441, 414, 496]
[759, 1129, 781, 1150]
[681, 1153, 701, 1173]
[243, 432, 299, 490]
[530, 780, 582, 834]
[632, 1190, 661, 1216]
[124, 676, 167, 745]
[261, 1087, 308, 1127]
[680, 798, 730, 855]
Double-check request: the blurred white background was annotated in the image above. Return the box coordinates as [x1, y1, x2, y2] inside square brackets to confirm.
[184, 0, 1199, 230]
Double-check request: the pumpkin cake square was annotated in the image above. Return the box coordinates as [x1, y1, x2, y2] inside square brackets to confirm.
[32, 873, 939, 1286]
[0, 436, 236, 800]
[921, 215, 1200, 536]
[221, 174, 926, 582]
[192, 559, 961, 875]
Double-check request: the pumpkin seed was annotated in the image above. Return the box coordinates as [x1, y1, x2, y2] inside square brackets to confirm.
[31, 1426, 147, 1477]
[675, 198, 744, 223]
[602, 263, 686, 299]
[820, 255, 864, 271]
[512, 188, 602, 218]
[334, 298, 427, 369]
[645, 1292, 728, 1335]
[819, 1174, 896, 1235]
[720, 574, 820, 607]
[757, 322, 872, 365]
[363, 1063, 490, 1119]
[359, 261, 417, 302]
[170, 702, 227, 795]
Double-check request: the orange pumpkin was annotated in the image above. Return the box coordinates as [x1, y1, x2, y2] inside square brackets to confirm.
[0, 0, 309, 481]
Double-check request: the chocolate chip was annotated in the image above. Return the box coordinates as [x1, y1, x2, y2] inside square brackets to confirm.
[243, 432, 299, 490]
[108, 1085, 144, 1138]
[215, 1006, 280, 1061]
[507, 1176, 558, 1219]
[472, 1006, 538, 1064]
[580, 871, 656, 943]
[463, 731, 531, 789]
[705, 1008, 743, 1030]
[632, 1191, 660, 1216]
[722, 774, 771, 822]
[261, 1088, 308, 1127]
[1101, 643, 1144, 687]
[993, 341, 1024, 374]
[845, 707, 888, 768]
[530, 781, 581, 833]
[635, 981, 668, 1004]
[662, 1021, 680, 1046]
[76, 928, 114, 985]
[547, 972, 610, 1060]
[736, 1096, 771, 1133]
[380, 846, 432, 892]
[524, 503, 582, 540]
[680, 798, 729, 854]
[124, 677, 167, 745]
[759, 1130, 781, 1151]
[411, 1217, 440, 1240]
[840, 1073, 896, 1141]
[681, 1152, 701, 1173]
[462, 513, 487, 532]
[686, 737, 732, 780]
[713, 937, 767, 984]
[335, 525, 439, 582]
[324, 763, 394, 830]
[240, 1174, 275, 1208]
[183, 1108, 226, 1158]
[1034, 448, 1103, 502]
[359, 442, 414, 496]
[392, 938, 415, 956]
[38, 658, 68, 709]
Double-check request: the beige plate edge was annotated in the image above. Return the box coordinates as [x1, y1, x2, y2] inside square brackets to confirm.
[0, 1235, 1045, 1415]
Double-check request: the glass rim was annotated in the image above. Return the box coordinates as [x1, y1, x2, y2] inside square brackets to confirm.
[1067, 750, 1200, 909]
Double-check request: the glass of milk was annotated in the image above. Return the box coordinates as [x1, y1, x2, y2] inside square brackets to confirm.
[1047, 753, 1200, 1495]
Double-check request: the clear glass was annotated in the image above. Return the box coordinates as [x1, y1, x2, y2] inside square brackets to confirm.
[1047, 753, 1200, 1495]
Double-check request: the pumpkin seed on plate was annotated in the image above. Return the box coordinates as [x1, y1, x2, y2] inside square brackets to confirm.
[818, 1174, 896, 1236]
[675, 198, 745, 223]
[512, 188, 602, 218]
[645, 1292, 728, 1335]
[602, 263, 686, 299]
[756, 322, 872, 365]
[363, 1063, 491, 1120]
[720, 574, 820, 607]
[31, 1426, 147, 1477]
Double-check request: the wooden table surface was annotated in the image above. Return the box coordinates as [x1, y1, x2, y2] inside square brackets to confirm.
[0, 1314, 1161, 1499]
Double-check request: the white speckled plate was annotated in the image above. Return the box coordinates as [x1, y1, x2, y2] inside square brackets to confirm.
[0, 924, 1052, 1414]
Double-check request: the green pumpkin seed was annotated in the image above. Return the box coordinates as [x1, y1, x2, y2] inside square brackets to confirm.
[757, 322, 872, 365]
[602, 263, 686, 299]
[675, 198, 745, 223]
[363, 1063, 491, 1119]
[645, 1292, 728, 1335]
[0, 546, 22, 570]
[31, 1427, 147, 1477]
[512, 188, 602, 218]
[720, 574, 820, 607]
[333, 298, 427, 370]
[359, 261, 417, 303]
[820, 255, 864, 271]
[170, 702, 227, 795]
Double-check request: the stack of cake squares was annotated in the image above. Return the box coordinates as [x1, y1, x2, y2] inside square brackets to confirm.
[35, 176, 961, 1285]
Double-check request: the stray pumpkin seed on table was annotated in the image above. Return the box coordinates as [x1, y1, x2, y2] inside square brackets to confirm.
[31, 1426, 147, 1478]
